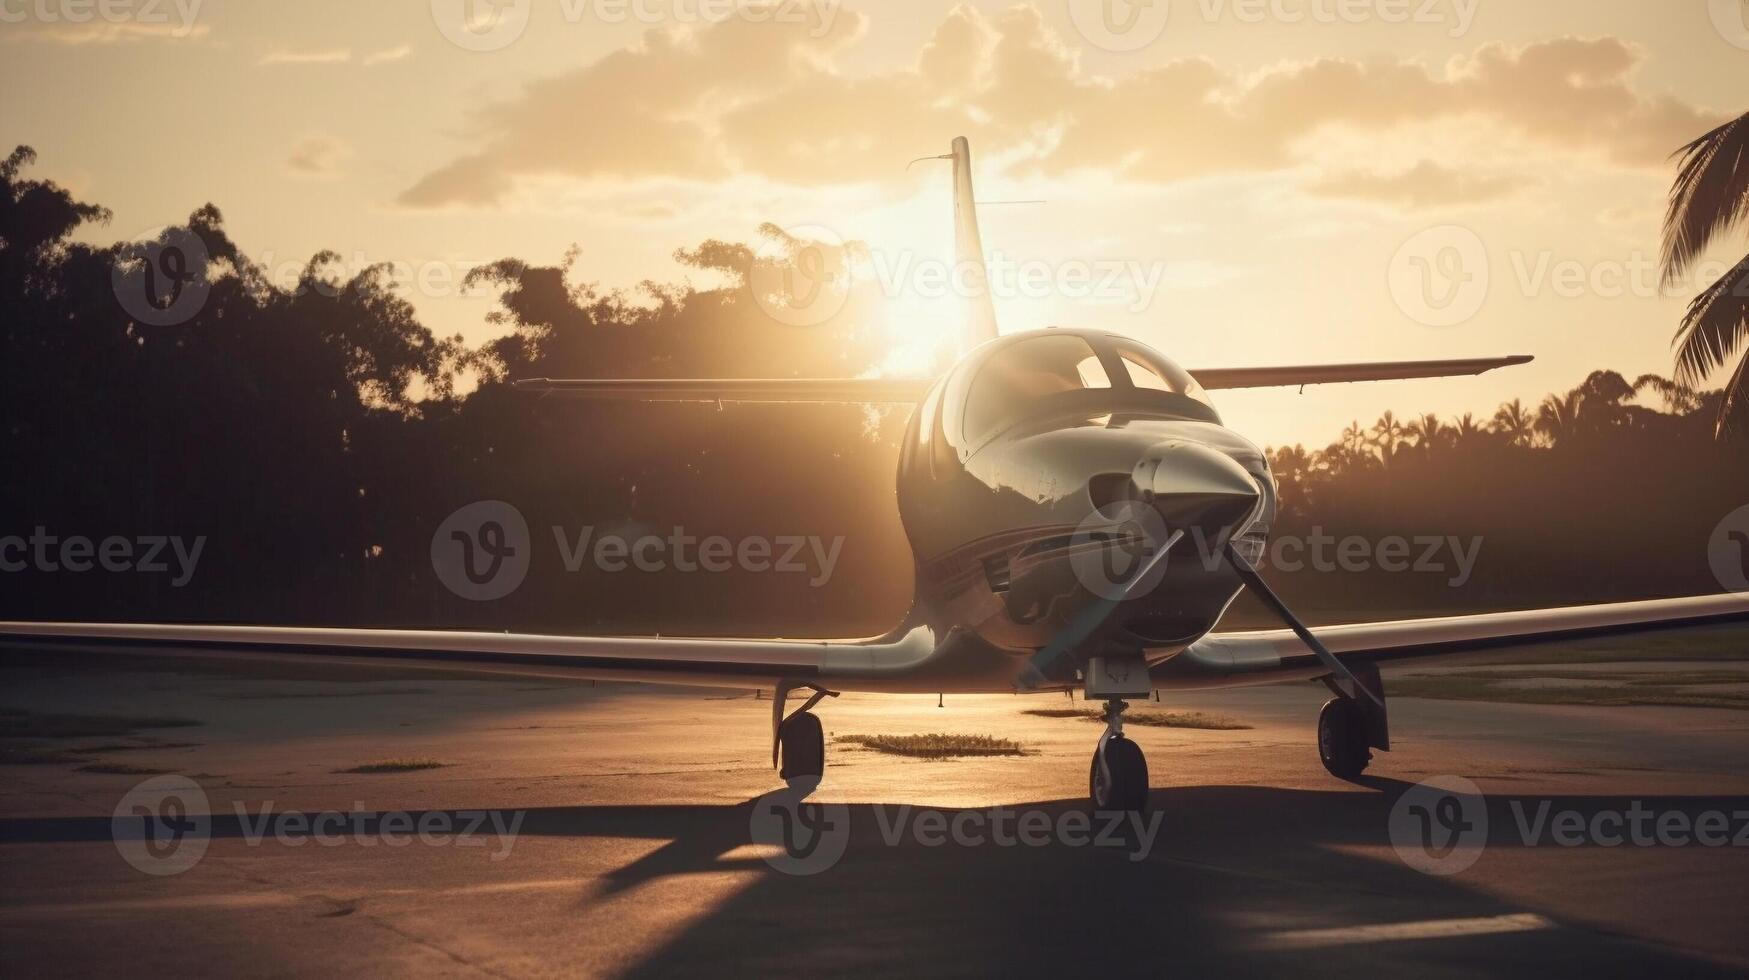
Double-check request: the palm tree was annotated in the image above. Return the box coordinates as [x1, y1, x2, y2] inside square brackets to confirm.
[1370, 410, 1404, 465]
[1661, 109, 1749, 437]
[1536, 390, 1583, 447]
[1632, 373, 1703, 415]
[1451, 412, 1484, 447]
[1403, 412, 1448, 454]
[1491, 398, 1534, 447]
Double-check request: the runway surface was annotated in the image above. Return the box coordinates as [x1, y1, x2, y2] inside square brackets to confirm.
[3, 655, 1748, 977]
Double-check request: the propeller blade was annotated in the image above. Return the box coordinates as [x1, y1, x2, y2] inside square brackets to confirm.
[1222, 541, 1384, 709]
[1017, 529, 1183, 690]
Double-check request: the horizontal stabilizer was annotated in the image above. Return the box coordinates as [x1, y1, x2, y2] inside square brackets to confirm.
[512, 377, 933, 404]
[1192, 355, 1532, 391]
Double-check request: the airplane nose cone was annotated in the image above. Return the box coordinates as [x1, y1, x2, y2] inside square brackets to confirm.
[1132, 441, 1261, 534]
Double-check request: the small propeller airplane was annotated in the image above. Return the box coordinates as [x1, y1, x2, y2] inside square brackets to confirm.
[6, 138, 1747, 813]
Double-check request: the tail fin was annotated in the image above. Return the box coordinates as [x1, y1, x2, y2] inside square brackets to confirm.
[950, 136, 1000, 353]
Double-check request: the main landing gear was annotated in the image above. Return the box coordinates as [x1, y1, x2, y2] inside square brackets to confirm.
[1089, 698, 1149, 813]
[1317, 696, 1372, 779]
[772, 681, 838, 783]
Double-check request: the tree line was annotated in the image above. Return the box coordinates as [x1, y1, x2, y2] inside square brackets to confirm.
[2, 146, 1743, 633]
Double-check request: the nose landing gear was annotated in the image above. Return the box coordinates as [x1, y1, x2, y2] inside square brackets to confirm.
[1089, 698, 1149, 813]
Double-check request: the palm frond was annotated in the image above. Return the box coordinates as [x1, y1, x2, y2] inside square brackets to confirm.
[1672, 253, 1749, 390]
[1662, 111, 1749, 286]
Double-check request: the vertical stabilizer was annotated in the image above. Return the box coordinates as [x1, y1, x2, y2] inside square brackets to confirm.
[950, 136, 1000, 352]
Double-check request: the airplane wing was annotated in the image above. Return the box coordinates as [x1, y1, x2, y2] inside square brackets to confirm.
[1157, 593, 1749, 689]
[1190, 355, 1533, 391]
[512, 377, 933, 403]
[0, 621, 942, 691]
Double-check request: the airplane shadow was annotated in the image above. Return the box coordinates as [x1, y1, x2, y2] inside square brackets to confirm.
[4, 782, 1745, 977]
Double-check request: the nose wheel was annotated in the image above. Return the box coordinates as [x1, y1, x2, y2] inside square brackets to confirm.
[1089, 699, 1149, 812]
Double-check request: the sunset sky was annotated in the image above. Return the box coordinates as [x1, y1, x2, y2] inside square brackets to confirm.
[6, 0, 1748, 446]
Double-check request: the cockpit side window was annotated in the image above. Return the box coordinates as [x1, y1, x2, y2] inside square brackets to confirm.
[963, 335, 1110, 447]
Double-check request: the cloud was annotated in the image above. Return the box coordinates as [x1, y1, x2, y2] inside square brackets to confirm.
[259, 44, 410, 68]
[398, 3, 1726, 208]
[3, 22, 210, 44]
[1307, 161, 1533, 209]
[259, 49, 351, 66]
[362, 44, 411, 66]
[287, 134, 352, 177]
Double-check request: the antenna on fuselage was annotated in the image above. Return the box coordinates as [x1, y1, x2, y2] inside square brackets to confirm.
[909, 136, 1001, 356]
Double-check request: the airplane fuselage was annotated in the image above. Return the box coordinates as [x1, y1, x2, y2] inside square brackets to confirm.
[893, 328, 1274, 689]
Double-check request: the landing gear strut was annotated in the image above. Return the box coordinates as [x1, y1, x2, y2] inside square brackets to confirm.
[1088, 698, 1149, 813]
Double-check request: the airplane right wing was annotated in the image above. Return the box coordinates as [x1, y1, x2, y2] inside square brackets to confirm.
[1191, 355, 1533, 390]
[1156, 592, 1749, 689]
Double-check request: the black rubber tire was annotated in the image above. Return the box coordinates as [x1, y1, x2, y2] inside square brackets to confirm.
[1089, 734, 1149, 813]
[778, 710, 825, 780]
[1318, 698, 1372, 780]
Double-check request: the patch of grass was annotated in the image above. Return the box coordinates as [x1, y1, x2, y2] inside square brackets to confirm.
[835, 733, 1025, 758]
[1393, 670, 1749, 710]
[336, 758, 446, 774]
[1022, 707, 1252, 730]
[76, 762, 174, 775]
[0, 710, 201, 739]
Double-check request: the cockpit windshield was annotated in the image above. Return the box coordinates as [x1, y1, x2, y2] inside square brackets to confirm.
[963, 335, 1110, 445]
[958, 333, 1221, 448]
[1109, 339, 1215, 412]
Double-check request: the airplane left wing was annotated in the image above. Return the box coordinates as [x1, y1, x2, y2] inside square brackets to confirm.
[0, 621, 941, 691]
[512, 377, 932, 403]
[1156, 592, 1749, 689]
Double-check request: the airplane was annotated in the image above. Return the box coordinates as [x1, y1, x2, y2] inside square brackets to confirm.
[5, 137, 1747, 814]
